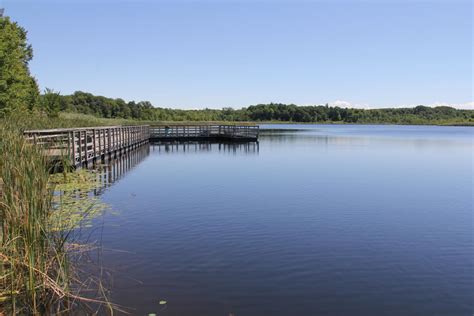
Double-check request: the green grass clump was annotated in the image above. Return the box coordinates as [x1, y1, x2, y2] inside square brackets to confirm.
[0, 119, 113, 314]
[0, 121, 67, 314]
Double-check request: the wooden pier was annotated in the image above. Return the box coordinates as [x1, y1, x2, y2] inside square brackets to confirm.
[24, 124, 258, 167]
[24, 126, 150, 167]
[149, 125, 259, 141]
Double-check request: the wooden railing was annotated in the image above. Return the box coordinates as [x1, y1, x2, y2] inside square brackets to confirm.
[24, 126, 150, 167]
[149, 125, 259, 140]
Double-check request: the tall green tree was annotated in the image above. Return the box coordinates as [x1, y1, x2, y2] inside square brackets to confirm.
[0, 16, 39, 113]
[40, 88, 61, 117]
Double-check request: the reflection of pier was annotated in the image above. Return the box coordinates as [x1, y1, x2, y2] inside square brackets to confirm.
[94, 144, 150, 195]
[91, 141, 258, 195]
[151, 141, 259, 155]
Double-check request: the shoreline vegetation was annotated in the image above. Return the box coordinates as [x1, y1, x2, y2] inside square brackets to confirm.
[0, 121, 115, 314]
[47, 93, 474, 126]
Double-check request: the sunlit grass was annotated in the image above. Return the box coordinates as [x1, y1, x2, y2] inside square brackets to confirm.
[0, 118, 114, 314]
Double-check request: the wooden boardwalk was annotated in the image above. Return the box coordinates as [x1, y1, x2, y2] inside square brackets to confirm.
[150, 125, 259, 141]
[24, 124, 258, 167]
[24, 126, 150, 167]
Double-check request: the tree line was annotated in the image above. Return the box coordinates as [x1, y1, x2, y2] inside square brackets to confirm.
[49, 91, 473, 125]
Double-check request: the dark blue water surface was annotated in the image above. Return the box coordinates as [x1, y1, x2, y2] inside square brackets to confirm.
[95, 125, 473, 316]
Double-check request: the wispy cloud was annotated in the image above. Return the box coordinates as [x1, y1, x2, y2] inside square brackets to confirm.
[329, 100, 371, 109]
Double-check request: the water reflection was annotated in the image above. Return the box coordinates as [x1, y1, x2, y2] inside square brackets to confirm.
[150, 141, 259, 155]
[92, 141, 259, 195]
[94, 144, 150, 194]
[260, 129, 472, 149]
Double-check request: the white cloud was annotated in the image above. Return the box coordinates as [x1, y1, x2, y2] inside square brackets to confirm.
[329, 100, 372, 109]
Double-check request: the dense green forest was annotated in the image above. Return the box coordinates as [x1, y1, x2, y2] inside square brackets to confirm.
[50, 91, 473, 125]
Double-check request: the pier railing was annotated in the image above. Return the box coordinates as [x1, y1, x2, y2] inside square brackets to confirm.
[24, 126, 150, 166]
[149, 125, 259, 140]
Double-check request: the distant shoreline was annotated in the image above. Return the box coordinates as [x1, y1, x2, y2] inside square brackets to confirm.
[149, 120, 474, 127]
[253, 121, 474, 127]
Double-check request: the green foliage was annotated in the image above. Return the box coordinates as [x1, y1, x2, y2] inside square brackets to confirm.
[52, 91, 474, 125]
[0, 16, 39, 113]
[0, 122, 65, 314]
[40, 88, 62, 117]
[0, 119, 113, 314]
[56, 91, 225, 121]
[0, 111, 147, 132]
[242, 103, 473, 125]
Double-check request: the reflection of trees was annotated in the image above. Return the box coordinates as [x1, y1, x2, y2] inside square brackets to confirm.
[259, 132, 469, 149]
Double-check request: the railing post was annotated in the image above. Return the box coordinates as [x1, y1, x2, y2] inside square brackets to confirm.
[80, 131, 84, 165]
[93, 129, 96, 160]
[98, 129, 102, 157]
[67, 131, 72, 162]
[77, 131, 82, 165]
[120, 127, 123, 147]
[85, 130, 89, 163]
[108, 128, 111, 154]
[71, 131, 76, 166]
[112, 128, 116, 151]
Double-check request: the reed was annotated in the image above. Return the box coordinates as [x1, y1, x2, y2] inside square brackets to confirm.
[0, 120, 114, 314]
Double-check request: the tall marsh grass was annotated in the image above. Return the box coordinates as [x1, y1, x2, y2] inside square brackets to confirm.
[0, 121, 62, 314]
[0, 120, 114, 314]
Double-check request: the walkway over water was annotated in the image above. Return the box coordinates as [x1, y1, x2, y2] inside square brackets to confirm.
[150, 125, 259, 141]
[24, 124, 258, 167]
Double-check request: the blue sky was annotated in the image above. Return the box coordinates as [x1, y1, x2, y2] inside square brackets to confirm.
[3, 0, 473, 109]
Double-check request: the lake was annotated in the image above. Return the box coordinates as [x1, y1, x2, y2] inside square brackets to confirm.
[92, 124, 473, 315]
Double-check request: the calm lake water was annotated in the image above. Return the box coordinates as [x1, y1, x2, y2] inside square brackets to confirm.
[93, 125, 473, 316]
